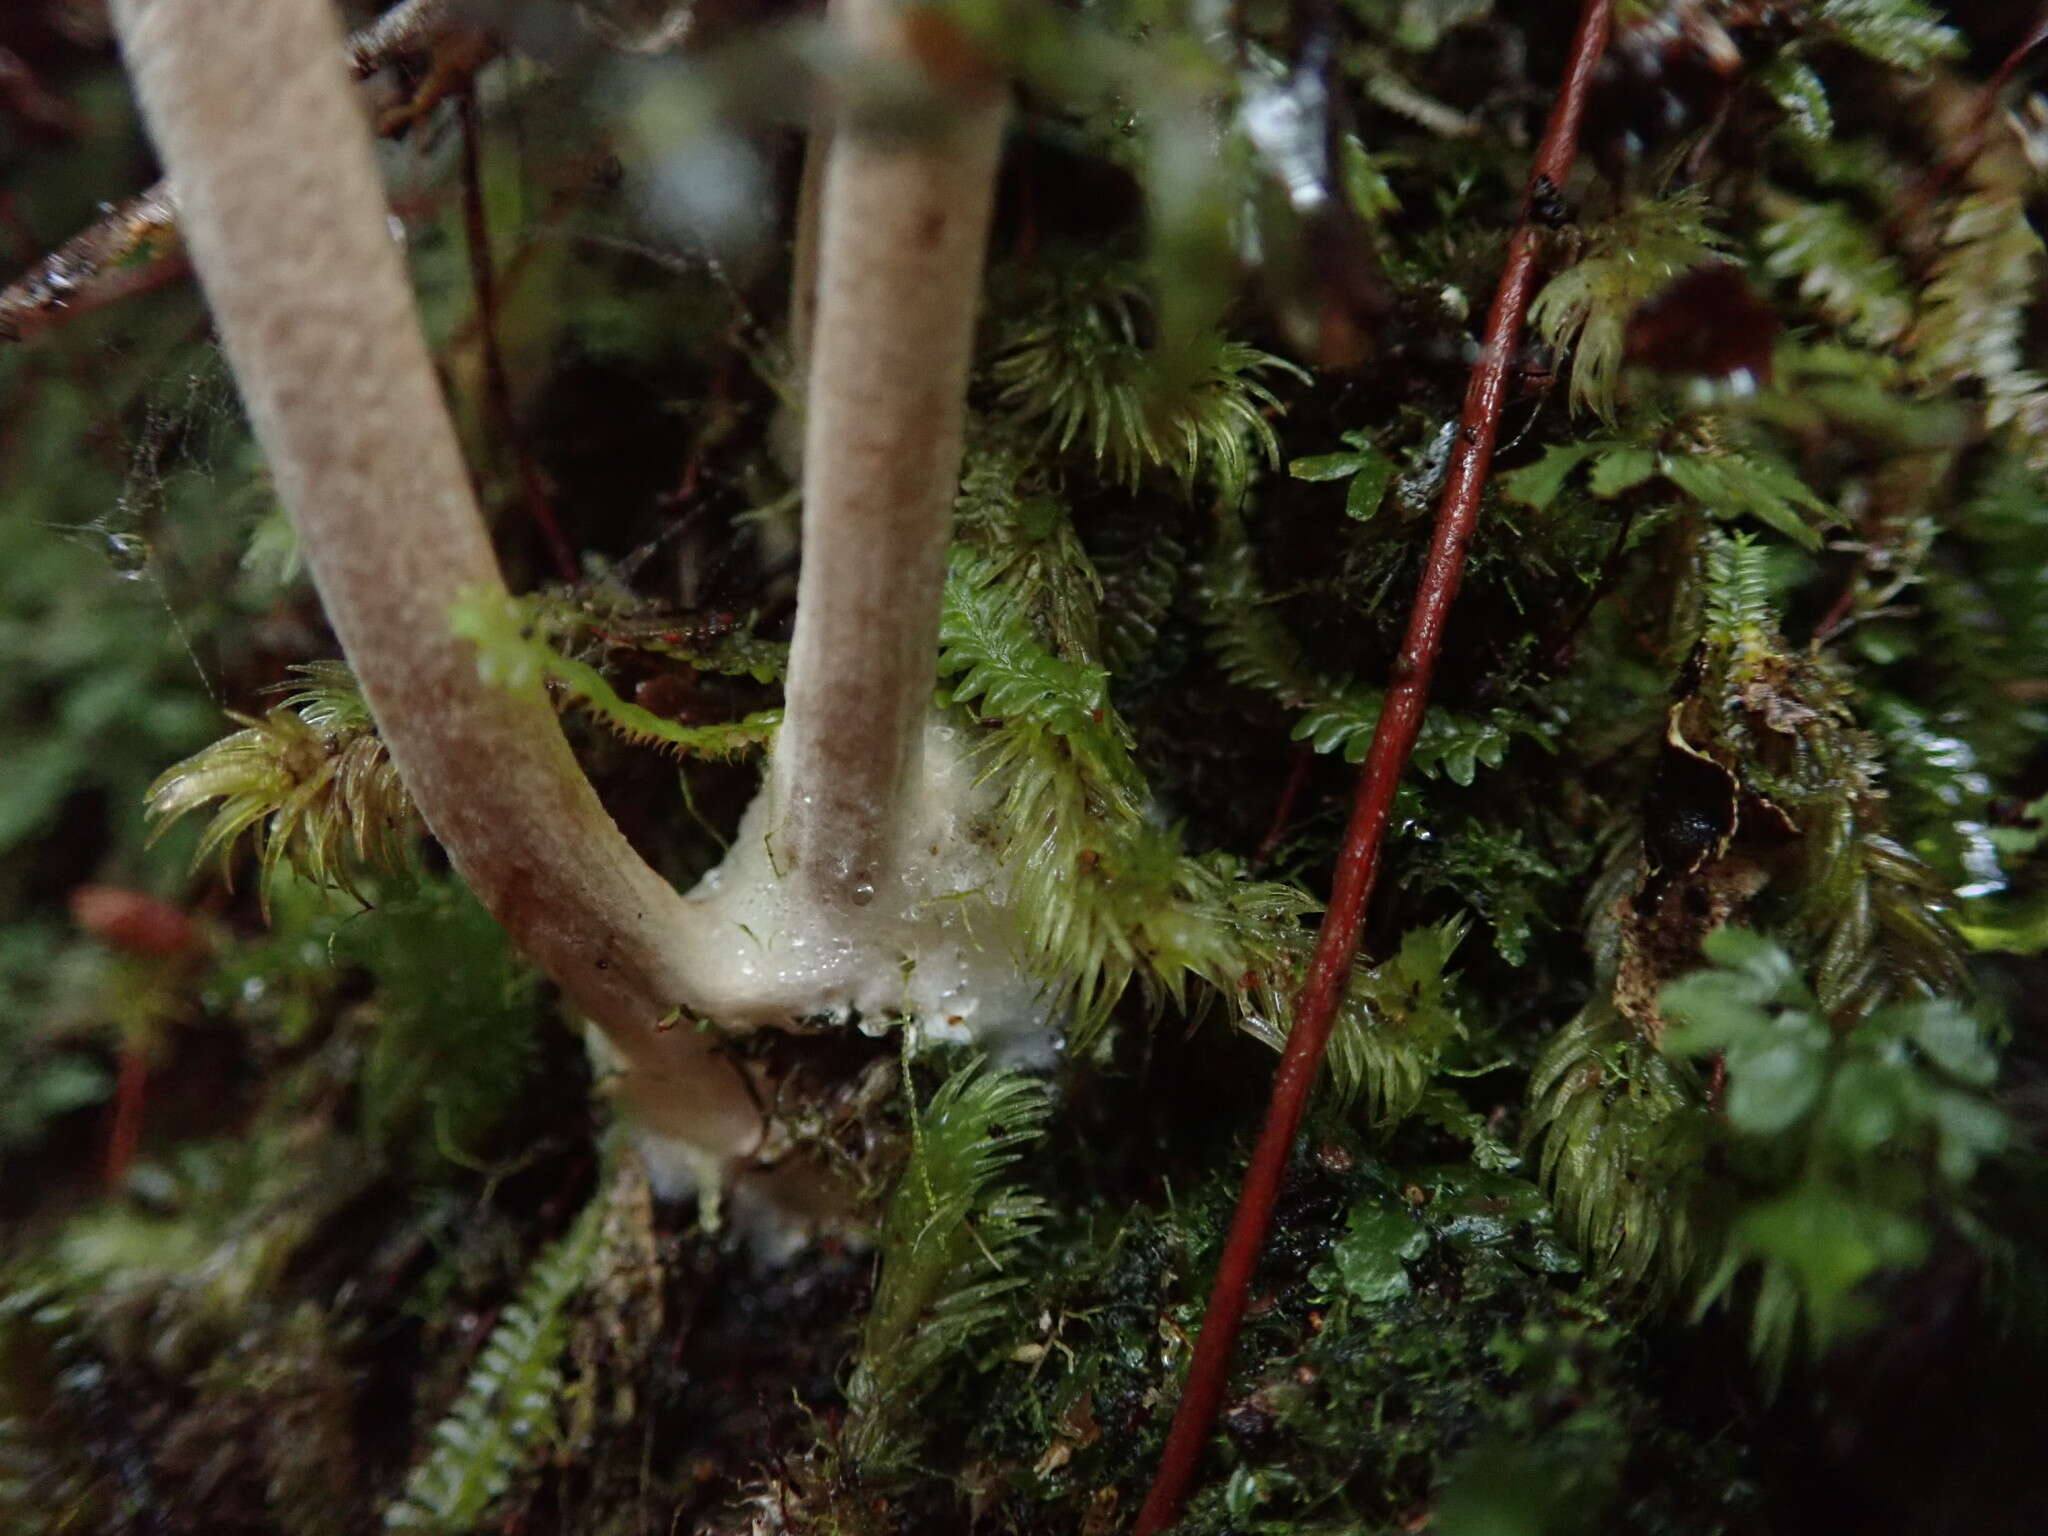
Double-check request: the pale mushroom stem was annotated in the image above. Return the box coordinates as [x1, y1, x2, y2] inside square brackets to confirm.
[110, 0, 1012, 1177]
[108, 0, 762, 1160]
[768, 0, 1007, 906]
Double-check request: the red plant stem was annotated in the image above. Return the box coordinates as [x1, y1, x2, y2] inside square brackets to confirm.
[1130, 3, 1614, 1529]
[1252, 741, 1315, 871]
[104, 1044, 148, 1189]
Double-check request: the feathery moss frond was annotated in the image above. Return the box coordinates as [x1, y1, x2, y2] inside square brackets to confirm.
[1759, 198, 1911, 347]
[844, 1058, 1051, 1476]
[146, 660, 415, 912]
[278, 658, 378, 734]
[1755, 55, 1832, 142]
[451, 589, 780, 761]
[1700, 530, 1775, 656]
[347, 879, 543, 1171]
[941, 542, 1312, 1038]
[1200, 514, 1532, 780]
[954, 433, 1106, 660]
[1916, 453, 2048, 790]
[1531, 526, 1978, 1345]
[940, 543, 1137, 808]
[986, 259, 1303, 502]
[1528, 189, 1727, 420]
[1197, 516, 1327, 712]
[1913, 192, 2048, 463]
[1691, 534, 1968, 1014]
[1502, 428, 1834, 550]
[1064, 837, 1317, 1033]
[385, 1193, 604, 1531]
[1240, 919, 1468, 1128]
[1814, 0, 1964, 70]
[1094, 519, 1186, 674]
[1528, 1005, 1708, 1293]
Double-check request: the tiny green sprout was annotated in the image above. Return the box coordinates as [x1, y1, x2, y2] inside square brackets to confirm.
[1290, 430, 1400, 521]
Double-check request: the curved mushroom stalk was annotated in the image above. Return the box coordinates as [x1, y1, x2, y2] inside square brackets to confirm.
[109, 0, 763, 1164]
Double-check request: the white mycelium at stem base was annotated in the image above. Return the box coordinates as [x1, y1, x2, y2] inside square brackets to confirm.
[676, 0, 1054, 1063]
[680, 719, 1053, 1063]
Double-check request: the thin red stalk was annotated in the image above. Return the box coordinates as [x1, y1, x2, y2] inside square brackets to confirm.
[1130, 3, 1614, 1529]
[1252, 741, 1315, 871]
[104, 1045, 148, 1189]
[457, 90, 579, 584]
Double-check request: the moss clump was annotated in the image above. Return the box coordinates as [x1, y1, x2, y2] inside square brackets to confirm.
[4, 1, 2048, 1531]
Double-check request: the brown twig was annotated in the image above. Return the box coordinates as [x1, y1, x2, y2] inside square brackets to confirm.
[1129, 3, 1615, 1529]
[1888, 8, 2048, 241]
[1, 0, 482, 347]
[456, 89, 579, 583]
[344, 0, 452, 77]
[0, 182, 185, 345]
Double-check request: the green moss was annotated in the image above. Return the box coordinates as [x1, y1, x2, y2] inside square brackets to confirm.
[5, 2, 2048, 1531]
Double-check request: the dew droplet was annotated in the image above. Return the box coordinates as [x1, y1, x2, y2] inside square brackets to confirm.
[105, 531, 151, 580]
[849, 879, 876, 908]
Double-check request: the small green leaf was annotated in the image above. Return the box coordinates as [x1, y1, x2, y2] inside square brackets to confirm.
[1587, 444, 1658, 498]
[1733, 1188, 1927, 1345]
[1327, 1202, 1428, 1303]
[1724, 1030, 1826, 1135]
[1661, 975, 1764, 1052]
[1290, 451, 1370, 482]
[1852, 622, 1916, 665]
[1904, 999, 1999, 1087]
[1702, 925, 1803, 997]
[1500, 441, 1597, 509]
[1664, 450, 1831, 551]
[1340, 136, 1400, 222]
[1345, 452, 1399, 521]
[1926, 1088, 2007, 1181]
[1822, 1059, 1904, 1152]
